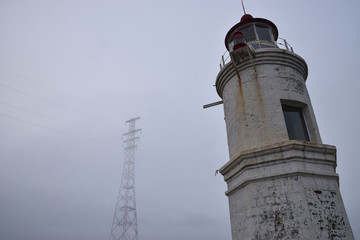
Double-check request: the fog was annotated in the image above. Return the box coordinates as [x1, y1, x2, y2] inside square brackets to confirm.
[1, 1, 359, 239]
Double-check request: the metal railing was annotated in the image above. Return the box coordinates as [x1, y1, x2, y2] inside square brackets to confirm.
[277, 37, 294, 52]
[219, 38, 294, 70]
[219, 51, 231, 70]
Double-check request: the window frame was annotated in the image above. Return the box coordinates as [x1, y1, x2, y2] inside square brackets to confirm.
[281, 103, 310, 141]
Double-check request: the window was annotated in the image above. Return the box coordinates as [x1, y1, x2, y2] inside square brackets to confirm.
[241, 25, 256, 42]
[228, 23, 277, 51]
[282, 105, 310, 141]
[255, 25, 273, 42]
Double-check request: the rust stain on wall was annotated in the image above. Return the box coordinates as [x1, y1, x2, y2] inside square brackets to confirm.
[253, 70, 267, 134]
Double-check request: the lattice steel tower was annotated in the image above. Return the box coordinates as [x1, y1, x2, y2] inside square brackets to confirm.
[109, 117, 141, 240]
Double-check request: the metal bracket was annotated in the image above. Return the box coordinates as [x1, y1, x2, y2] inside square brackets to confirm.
[203, 100, 223, 109]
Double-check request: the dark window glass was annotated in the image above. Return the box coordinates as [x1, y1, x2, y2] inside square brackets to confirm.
[282, 105, 310, 141]
[259, 43, 274, 48]
[256, 25, 272, 42]
[241, 25, 256, 42]
[250, 43, 260, 49]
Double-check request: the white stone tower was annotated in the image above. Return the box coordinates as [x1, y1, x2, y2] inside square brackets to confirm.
[215, 14, 354, 239]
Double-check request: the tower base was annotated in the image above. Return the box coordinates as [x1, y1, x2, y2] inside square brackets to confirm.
[220, 141, 354, 240]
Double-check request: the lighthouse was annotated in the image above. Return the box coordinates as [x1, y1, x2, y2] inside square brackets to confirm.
[215, 13, 354, 239]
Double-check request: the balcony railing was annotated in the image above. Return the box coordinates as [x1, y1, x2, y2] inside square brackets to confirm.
[219, 38, 294, 70]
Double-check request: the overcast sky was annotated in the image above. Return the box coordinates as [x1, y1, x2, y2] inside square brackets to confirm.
[1, 1, 359, 240]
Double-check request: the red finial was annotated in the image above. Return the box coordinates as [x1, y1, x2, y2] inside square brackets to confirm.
[241, 14, 253, 22]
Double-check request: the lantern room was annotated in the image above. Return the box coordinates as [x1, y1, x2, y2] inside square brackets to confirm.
[225, 14, 278, 52]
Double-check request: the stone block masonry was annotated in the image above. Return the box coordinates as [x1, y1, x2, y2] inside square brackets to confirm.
[220, 141, 354, 240]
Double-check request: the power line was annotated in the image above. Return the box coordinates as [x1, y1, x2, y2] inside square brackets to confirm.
[0, 82, 123, 138]
[0, 102, 69, 125]
[0, 82, 62, 107]
[0, 113, 70, 135]
[0, 82, 102, 125]
[0, 65, 118, 113]
[0, 123, 34, 134]
[0, 67, 122, 127]
[0, 65, 85, 102]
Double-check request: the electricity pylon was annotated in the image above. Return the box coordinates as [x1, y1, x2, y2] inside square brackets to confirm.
[109, 117, 141, 240]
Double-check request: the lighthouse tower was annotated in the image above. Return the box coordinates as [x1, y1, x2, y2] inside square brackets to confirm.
[215, 14, 354, 239]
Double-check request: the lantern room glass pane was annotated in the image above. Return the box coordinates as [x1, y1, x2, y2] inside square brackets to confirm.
[241, 25, 256, 42]
[256, 25, 273, 42]
[282, 105, 310, 141]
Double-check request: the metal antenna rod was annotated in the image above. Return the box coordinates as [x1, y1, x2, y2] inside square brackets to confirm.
[109, 117, 141, 240]
[241, 0, 247, 14]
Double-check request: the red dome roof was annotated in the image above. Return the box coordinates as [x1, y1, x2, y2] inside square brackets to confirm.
[241, 14, 253, 22]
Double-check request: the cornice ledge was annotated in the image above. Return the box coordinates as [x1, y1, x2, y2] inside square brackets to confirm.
[220, 140, 336, 176]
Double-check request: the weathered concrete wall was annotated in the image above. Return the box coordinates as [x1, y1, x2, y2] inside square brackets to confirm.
[228, 175, 353, 240]
[216, 49, 322, 161]
[220, 141, 354, 240]
[216, 48, 354, 239]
